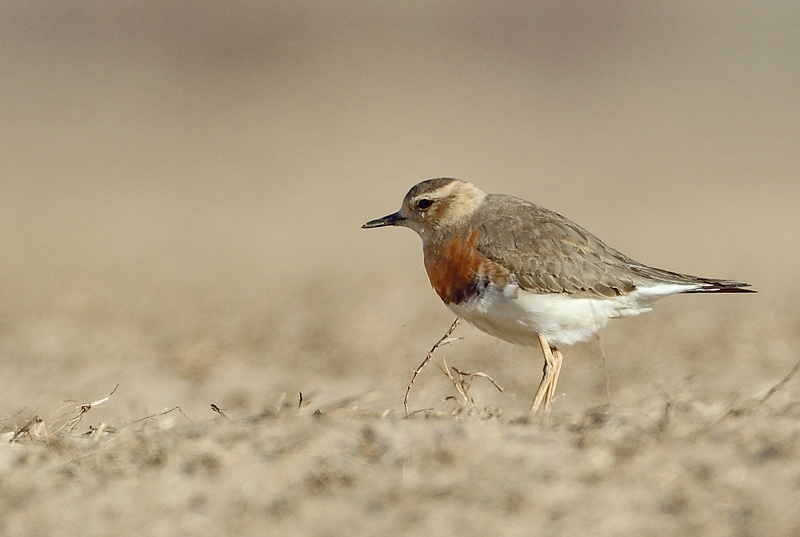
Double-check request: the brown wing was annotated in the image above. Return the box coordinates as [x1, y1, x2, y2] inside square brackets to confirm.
[472, 194, 641, 298]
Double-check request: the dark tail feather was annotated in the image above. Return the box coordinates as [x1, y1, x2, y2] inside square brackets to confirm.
[684, 280, 755, 293]
[626, 262, 755, 294]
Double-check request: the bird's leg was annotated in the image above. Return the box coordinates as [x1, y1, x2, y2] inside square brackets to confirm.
[544, 347, 563, 414]
[529, 334, 555, 414]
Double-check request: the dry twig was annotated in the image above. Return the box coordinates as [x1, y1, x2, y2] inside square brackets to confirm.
[0, 407, 28, 424]
[130, 405, 190, 425]
[82, 423, 116, 437]
[451, 367, 505, 394]
[55, 383, 120, 435]
[438, 354, 472, 408]
[403, 317, 461, 416]
[759, 358, 800, 406]
[718, 358, 800, 423]
[436, 359, 506, 410]
[9, 416, 45, 443]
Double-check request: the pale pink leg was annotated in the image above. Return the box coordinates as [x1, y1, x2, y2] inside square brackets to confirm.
[544, 347, 563, 414]
[529, 334, 556, 414]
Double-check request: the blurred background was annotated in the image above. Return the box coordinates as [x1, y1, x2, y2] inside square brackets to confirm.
[1, 1, 798, 419]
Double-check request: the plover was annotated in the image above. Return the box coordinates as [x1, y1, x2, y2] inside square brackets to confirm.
[363, 178, 754, 414]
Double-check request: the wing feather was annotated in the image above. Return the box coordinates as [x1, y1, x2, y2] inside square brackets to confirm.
[472, 195, 640, 298]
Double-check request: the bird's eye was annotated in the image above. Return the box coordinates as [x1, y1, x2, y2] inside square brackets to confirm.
[416, 198, 434, 210]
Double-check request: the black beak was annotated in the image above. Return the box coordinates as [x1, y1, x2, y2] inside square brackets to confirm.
[362, 212, 405, 229]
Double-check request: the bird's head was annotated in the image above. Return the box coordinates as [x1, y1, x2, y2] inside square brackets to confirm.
[362, 178, 487, 241]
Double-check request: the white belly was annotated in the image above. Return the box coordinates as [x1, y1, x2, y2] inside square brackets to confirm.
[446, 282, 696, 347]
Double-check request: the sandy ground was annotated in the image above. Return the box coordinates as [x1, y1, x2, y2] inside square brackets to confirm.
[1, 2, 799, 536]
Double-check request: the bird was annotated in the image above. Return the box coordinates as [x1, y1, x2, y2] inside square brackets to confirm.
[362, 178, 754, 414]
